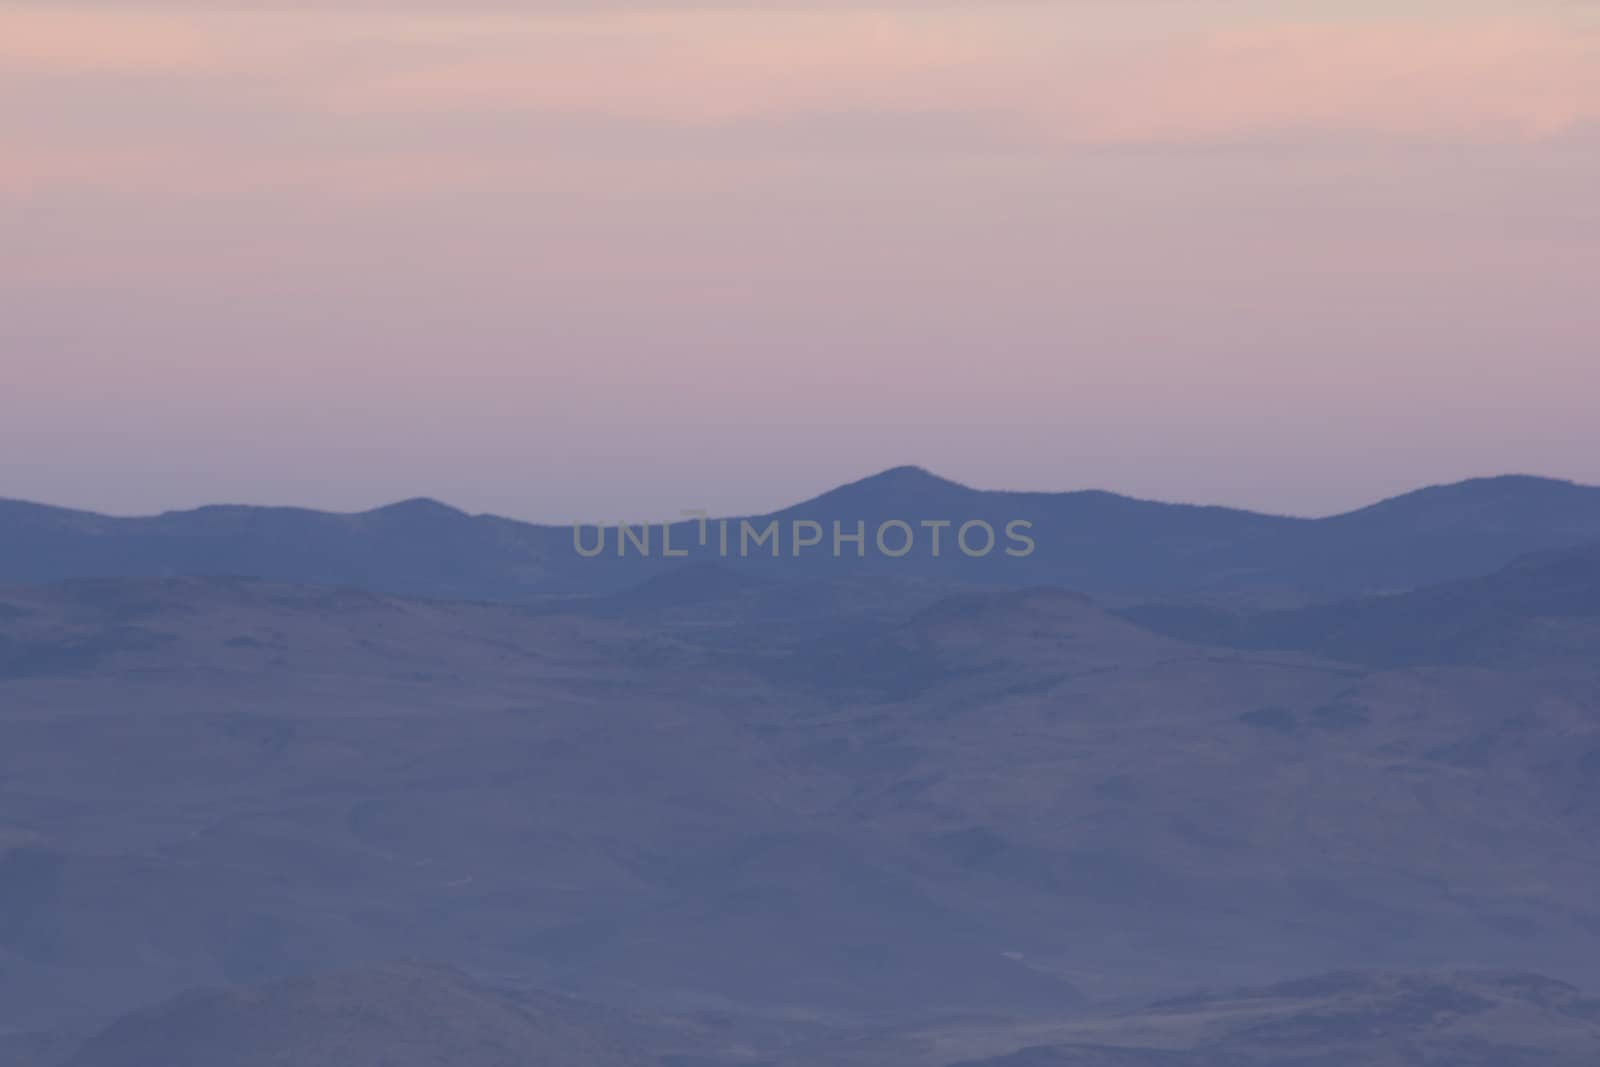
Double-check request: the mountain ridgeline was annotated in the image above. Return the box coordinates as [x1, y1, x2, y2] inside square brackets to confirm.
[6, 468, 1600, 606]
[1125, 539, 1600, 668]
[5, 468, 1600, 1065]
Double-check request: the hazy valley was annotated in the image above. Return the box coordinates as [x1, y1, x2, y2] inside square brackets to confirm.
[3, 471, 1599, 1064]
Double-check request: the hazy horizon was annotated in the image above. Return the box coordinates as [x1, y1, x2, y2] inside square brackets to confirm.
[5, 0, 1598, 518]
[9, 6, 1600, 1066]
[6, 464, 1600, 526]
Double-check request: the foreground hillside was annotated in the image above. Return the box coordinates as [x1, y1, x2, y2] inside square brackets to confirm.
[31, 964, 1600, 1067]
[2, 572, 1598, 1060]
[1128, 538, 1600, 669]
[61, 963, 653, 1067]
[944, 971, 1600, 1067]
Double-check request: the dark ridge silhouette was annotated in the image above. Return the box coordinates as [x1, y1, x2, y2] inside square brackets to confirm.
[6, 471, 1600, 605]
[1126, 539, 1600, 668]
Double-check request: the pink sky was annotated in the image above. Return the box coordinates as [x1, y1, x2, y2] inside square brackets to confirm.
[2, 1, 1598, 519]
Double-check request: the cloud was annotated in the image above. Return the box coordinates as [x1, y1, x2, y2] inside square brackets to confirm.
[324, 12, 1009, 125]
[0, 10, 229, 73]
[7, 0, 1082, 9]
[3, 4, 1598, 202]
[1052, 21, 1600, 144]
[285, 10, 1600, 146]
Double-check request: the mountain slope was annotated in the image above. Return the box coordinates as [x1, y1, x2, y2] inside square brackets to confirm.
[7, 470, 1600, 605]
[1193, 475, 1600, 603]
[0, 497, 601, 599]
[61, 962, 653, 1067]
[944, 971, 1600, 1067]
[1127, 540, 1600, 668]
[5, 574, 1600, 1033]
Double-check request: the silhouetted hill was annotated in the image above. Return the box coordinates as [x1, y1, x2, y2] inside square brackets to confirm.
[1193, 475, 1600, 603]
[0, 496, 619, 599]
[7, 471, 1600, 605]
[757, 468, 1292, 594]
[781, 465, 981, 517]
[1127, 540, 1600, 668]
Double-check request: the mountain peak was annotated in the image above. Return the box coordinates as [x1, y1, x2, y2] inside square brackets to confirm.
[778, 466, 975, 518]
[365, 498, 467, 520]
[1338, 474, 1599, 525]
[863, 465, 974, 492]
[870, 464, 964, 486]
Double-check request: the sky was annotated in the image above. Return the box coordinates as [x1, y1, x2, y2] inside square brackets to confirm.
[2, 0, 1598, 521]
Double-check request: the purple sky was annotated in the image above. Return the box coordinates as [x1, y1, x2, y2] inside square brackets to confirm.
[3, 1, 1598, 520]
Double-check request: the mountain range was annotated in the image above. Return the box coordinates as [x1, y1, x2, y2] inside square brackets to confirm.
[4, 468, 1600, 1063]
[8, 468, 1600, 605]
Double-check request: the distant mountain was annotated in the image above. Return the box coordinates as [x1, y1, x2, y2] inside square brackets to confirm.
[1127, 539, 1600, 668]
[6, 470, 1600, 605]
[8, 473, 1600, 1063]
[0, 496, 596, 600]
[1191, 475, 1600, 603]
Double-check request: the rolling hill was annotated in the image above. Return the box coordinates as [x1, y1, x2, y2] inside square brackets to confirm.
[61, 962, 654, 1067]
[1126, 539, 1600, 668]
[3, 572, 1600, 1045]
[7, 469, 1600, 605]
